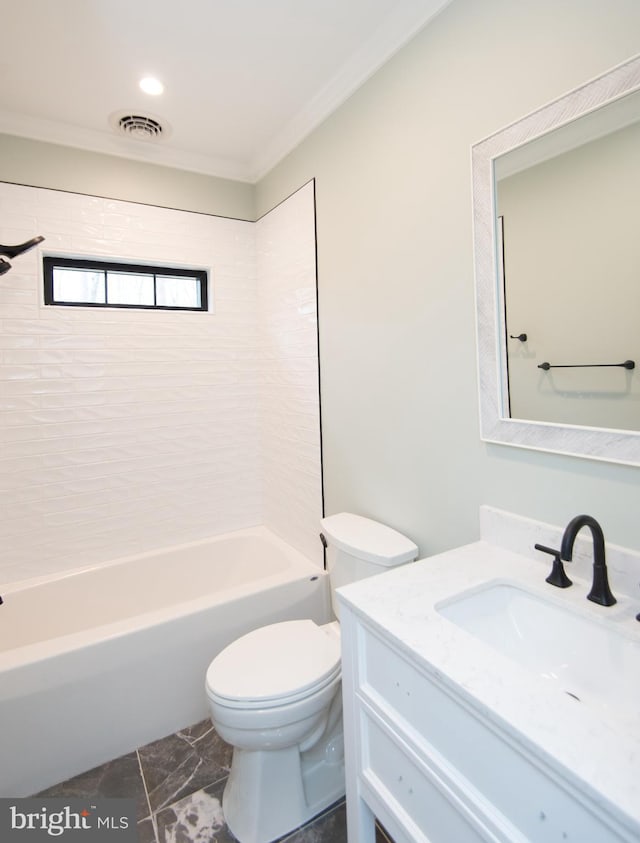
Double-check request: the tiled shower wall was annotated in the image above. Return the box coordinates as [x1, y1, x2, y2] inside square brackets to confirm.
[257, 184, 323, 566]
[0, 180, 322, 585]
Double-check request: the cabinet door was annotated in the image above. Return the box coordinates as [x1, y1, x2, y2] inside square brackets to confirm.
[361, 710, 507, 843]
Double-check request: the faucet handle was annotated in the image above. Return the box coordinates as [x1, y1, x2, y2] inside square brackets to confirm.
[535, 543, 573, 589]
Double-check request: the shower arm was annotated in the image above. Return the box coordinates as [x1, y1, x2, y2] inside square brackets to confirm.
[0, 236, 45, 259]
[0, 235, 45, 276]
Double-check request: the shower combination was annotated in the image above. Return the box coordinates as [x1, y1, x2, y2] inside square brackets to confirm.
[0, 235, 45, 275]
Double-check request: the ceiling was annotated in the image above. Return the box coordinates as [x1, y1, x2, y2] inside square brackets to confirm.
[0, 0, 450, 183]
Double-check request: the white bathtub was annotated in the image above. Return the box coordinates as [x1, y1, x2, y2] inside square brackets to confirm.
[0, 527, 329, 797]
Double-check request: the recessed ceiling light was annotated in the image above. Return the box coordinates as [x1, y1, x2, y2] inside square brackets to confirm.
[139, 76, 164, 96]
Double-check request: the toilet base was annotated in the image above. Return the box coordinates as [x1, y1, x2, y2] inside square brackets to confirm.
[222, 724, 345, 843]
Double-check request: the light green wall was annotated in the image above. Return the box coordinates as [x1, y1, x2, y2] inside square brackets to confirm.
[0, 133, 254, 220]
[256, 0, 640, 555]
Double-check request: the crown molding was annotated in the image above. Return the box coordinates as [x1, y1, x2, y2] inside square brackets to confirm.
[0, 110, 254, 183]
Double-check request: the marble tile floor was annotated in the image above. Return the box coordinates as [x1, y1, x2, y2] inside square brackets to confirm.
[36, 718, 391, 843]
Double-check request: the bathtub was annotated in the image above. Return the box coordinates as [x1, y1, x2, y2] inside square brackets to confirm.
[0, 527, 330, 797]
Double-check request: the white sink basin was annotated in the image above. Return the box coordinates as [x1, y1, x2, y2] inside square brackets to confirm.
[437, 581, 640, 728]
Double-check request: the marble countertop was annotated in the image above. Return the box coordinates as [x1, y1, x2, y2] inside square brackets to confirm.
[337, 539, 640, 834]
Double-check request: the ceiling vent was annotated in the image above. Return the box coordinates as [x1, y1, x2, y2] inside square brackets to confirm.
[110, 111, 170, 142]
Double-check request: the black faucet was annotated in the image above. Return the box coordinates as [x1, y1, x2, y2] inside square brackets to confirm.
[560, 515, 616, 606]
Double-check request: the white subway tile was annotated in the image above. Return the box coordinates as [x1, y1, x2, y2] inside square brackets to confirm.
[0, 181, 322, 583]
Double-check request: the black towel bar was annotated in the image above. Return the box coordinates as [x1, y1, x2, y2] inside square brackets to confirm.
[538, 360, 635, 371]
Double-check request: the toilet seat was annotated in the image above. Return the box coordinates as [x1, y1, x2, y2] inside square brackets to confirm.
[206, 619, 341, 709]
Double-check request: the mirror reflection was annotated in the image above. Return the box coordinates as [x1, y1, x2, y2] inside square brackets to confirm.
[494, 89, 640, 432]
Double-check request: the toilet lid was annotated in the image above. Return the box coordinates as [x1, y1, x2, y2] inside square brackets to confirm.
[206, 620, 341, 707]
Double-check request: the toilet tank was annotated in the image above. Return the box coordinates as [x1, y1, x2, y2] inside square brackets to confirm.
[320, 512, 419, 618]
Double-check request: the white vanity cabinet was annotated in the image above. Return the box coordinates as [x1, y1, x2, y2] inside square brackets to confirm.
[339, 594, 639, 843]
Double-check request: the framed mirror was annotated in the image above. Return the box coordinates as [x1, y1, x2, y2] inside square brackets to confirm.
[472, 54, 640, 465]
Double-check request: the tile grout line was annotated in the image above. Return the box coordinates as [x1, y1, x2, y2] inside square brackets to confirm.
[375, 821, 395, 843]
[153, 757, 204, 814]
[136, 748, 158, 841]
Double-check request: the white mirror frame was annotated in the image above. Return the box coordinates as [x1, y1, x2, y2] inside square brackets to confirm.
[472, 54, 640, 466]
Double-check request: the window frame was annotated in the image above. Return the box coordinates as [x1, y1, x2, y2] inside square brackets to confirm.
[43, 256, 209, 312]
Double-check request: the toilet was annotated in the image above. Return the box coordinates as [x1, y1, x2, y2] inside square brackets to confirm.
[205, 513, 418, 843]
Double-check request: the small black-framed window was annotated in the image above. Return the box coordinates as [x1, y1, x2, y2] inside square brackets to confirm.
[43, 256, 208, 312]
